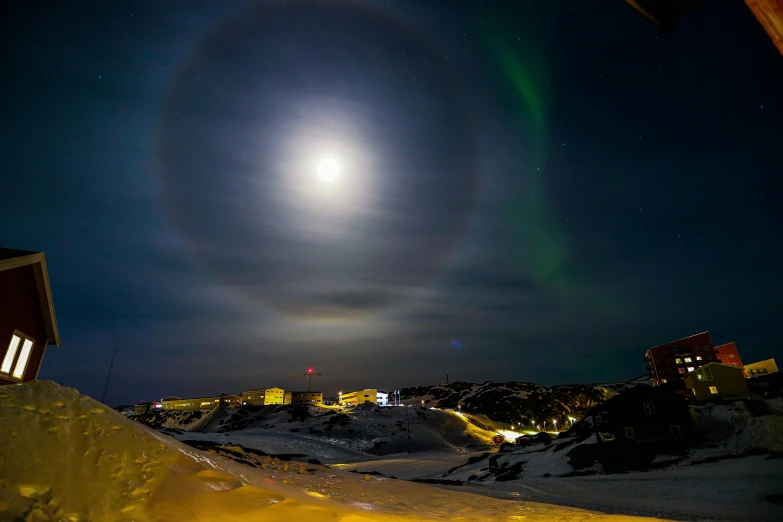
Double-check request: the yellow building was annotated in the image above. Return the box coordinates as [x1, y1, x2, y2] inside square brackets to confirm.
[161, 394, 242, 411]
[684, 363, 749, 401]
[242, 387, 285, 406]
[339, 389, 378, 406]
[744, 358, 779, 378]
[289, 391, 323, 405]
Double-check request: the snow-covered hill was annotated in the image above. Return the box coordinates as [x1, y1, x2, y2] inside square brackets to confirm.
[127, 402, 498, 459]
[3, 380, 666, 521]
[399, 377, 651, 425]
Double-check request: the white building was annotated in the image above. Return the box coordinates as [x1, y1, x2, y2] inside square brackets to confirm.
[376, 391, 389, 406]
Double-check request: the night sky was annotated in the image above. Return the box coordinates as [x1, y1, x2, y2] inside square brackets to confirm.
[2, 1, 781, 406]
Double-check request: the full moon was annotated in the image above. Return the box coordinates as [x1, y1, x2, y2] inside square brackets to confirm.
[317, 158, 339, 182]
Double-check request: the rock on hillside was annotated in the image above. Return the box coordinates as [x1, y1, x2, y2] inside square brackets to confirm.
[399, 379, 649, 425]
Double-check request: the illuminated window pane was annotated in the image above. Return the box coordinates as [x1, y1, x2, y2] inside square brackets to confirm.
[709, 386, 718, 394]
[684, 357, 692, 363]
[675, 358, 682, 364]
[1, 335, 21, 374]
[687, 367, 694, 372]
[696, 356, 702, 361]
[12, 339, 33, 379]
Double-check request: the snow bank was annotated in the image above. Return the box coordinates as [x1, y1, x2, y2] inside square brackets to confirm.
[693, 400, 783, 456]
[0, 381, 663, 521]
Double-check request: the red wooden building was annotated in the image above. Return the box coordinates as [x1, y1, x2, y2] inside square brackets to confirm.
[0, 248, 60, 385]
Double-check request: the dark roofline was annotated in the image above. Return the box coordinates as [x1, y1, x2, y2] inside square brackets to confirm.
[646, 331, 711, 353]
[0, 249, 60, 346]
[0, 248, 39, 261]
[161, 394, 241, 402]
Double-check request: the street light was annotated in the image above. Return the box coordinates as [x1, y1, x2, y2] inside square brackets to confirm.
[553, 419, 558, 432]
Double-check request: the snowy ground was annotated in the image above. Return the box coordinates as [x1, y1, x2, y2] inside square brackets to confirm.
[158, 399, 783, 521]
[1, 381, 671, 521]
[175, 430, 376, 463]
[336, 453, 783, 521]
[474, 456, 783, 522]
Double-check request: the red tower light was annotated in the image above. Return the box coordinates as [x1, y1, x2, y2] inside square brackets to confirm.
[308, 368, 313, 374]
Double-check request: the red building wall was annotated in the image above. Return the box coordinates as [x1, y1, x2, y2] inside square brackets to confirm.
[714, 342, 745, 377]
[645, 332, 719, 386]
[0, 265, 49, 385]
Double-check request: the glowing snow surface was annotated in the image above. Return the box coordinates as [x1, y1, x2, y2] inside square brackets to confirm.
[0, 381, 670, 521]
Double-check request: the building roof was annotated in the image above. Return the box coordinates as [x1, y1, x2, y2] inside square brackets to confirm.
[161, 394, 241, 401]
[0, 248, 60, 346]
[646, 331, 711, 353]
[713, 342, 737, 350]
[745, 358, 777, 367]
[604, 384, 683, 403]
[696, 361, 744, 372]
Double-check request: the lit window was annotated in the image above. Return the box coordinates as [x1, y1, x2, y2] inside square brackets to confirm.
[0, 335, 21, 374]
[1, 332, 35, 380]
[709, 386, 718, 394]
[684, 357, 692, 363]
[697, 374, 703, 380]
[625, 427, 635, 439]
[661, 379, 667, 383]
[643, 402, 656, 415]
[696, 356, 702, 361]
[678, 368, 685, 374]
[675, 358, 682, 364]
[728, 354, 735, 359]
[687, 367, 694, 373]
